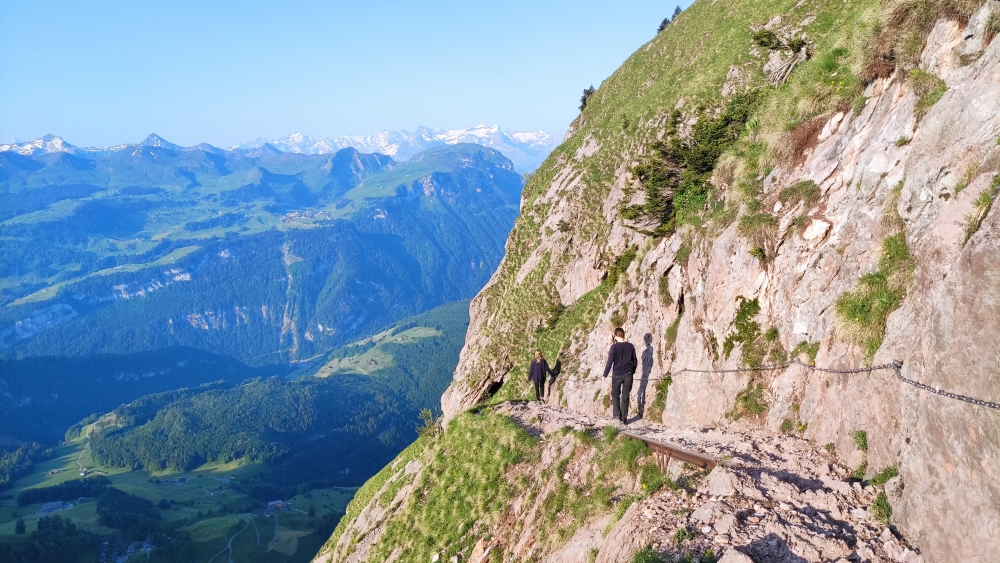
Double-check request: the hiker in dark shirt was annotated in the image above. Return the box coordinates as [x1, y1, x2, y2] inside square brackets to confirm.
[528, 349, 555, 401]
[602, 327, 638, 424]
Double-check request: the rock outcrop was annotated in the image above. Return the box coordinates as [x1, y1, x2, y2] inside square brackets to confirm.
[321, 0, 1000, 561]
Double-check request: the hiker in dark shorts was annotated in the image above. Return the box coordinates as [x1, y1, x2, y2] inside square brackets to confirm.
[602, 327, 638, 424]
[528, 349, 555, 401]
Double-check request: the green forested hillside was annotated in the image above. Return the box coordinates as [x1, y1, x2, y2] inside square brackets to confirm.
[1, 144, 518, 364]
[79, 301, 469, 501]
[0, 347, 281, 444]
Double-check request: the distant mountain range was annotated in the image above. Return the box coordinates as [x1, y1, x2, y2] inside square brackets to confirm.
[2, 124, 558, 172]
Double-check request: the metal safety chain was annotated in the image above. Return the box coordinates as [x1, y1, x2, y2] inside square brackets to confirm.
[555, 357, 999, 410]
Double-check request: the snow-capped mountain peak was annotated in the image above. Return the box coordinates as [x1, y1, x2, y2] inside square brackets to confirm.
[233, 125, 558, 171]
[0, 134, 76, 156]
[3, 125, 560, 171]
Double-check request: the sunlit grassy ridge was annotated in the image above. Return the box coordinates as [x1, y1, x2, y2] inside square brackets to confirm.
[322, 411, 691, 562]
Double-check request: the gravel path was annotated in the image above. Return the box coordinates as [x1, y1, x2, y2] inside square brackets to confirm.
[498, 401, 923, 563]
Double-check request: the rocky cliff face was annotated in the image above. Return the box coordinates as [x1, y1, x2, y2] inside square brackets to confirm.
[320, 0, 1000, 561]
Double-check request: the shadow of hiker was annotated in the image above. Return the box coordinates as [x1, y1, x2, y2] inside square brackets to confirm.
[636, 333, 654, 418]
[545, 359, 562, 402]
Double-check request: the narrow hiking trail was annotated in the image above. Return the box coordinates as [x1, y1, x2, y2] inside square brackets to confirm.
[497, 401, 919, 563]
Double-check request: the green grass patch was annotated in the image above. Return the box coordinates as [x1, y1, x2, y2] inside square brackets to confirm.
[646, 376, 673, 423]
[835, 233, 914, 359]
[853, 430, 869, 452]
[871, 491, 892, 525]
[908, 69, 947, 121]
[633, 544, 665, 563]
[965, 175, 999, 243]
[730, 382, 768, 420]
[665, 314, 682, 346]
[658, 276, 673, 306]
[597, 434, 650, 476]
[779, 180, 821, 208]
[790, 340, 820, 363]
[870, 466, 899, 486]
[355, 412, 538, 561]
[639, 463, 667, 494]
[851, 460, 869, 480]
[672, 525, 697, 548]
[738, 212, 777, 253]
[722, 297, 785, 367]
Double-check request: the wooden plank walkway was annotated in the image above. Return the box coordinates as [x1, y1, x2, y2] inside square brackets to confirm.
[621, 430, 718, 471]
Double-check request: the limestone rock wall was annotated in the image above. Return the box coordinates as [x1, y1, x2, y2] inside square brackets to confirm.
[443, 8, 1000, 561]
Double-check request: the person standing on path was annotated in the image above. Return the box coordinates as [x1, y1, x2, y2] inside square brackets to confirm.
[602, 327, 638, 424]
[529, 349, 556, 402]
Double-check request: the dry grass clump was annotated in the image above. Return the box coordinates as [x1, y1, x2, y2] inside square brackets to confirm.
[986, 10, 1000, 45]
[880, 179, 906, 232]
[738, 212, 778, 251]
[964, 174, 999, 243]
[863, 0, 984, 80]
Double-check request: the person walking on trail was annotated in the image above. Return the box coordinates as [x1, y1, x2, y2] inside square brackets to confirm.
[602, 327, 638, 424]
[529, 349, 556, 402]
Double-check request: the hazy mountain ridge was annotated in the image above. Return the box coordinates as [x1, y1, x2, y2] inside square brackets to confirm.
[2, 124, 559, 173]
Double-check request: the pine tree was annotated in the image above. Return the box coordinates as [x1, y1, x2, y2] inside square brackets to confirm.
[14, 518, 25, 534]
[308, 504, 316, 517]
[579, 86, 597, 112]
[658, 7, 682, 34]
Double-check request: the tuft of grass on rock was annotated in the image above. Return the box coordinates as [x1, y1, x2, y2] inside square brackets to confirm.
[985, 10, 1000, 46]
[603, 426, 620, 443]
[870, 466, 899, 486]
[835, 233, 914, 360]
[738, 212, 778, 251]
[779, 180, 821, 208]
[871, 491, 892, 525]
[908, 69, 947, 121]
[633, 544, 664, 563]
[730, 382, 768, 420]
[665, 314, 682, 346]
[791, 340, 820, 363]
[964, 174, 999, 243]
[672, 526, 697, 548]
[853, 430, 869, 452]
[953, 163, 978, 195]
[851, 460, 869, 480]
[647, 376, 673, 423]
[780, 419, 795, 434]
[658, 275, 673, 306]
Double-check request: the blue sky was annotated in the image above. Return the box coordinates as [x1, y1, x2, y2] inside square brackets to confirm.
[0, 1, 690, 148]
